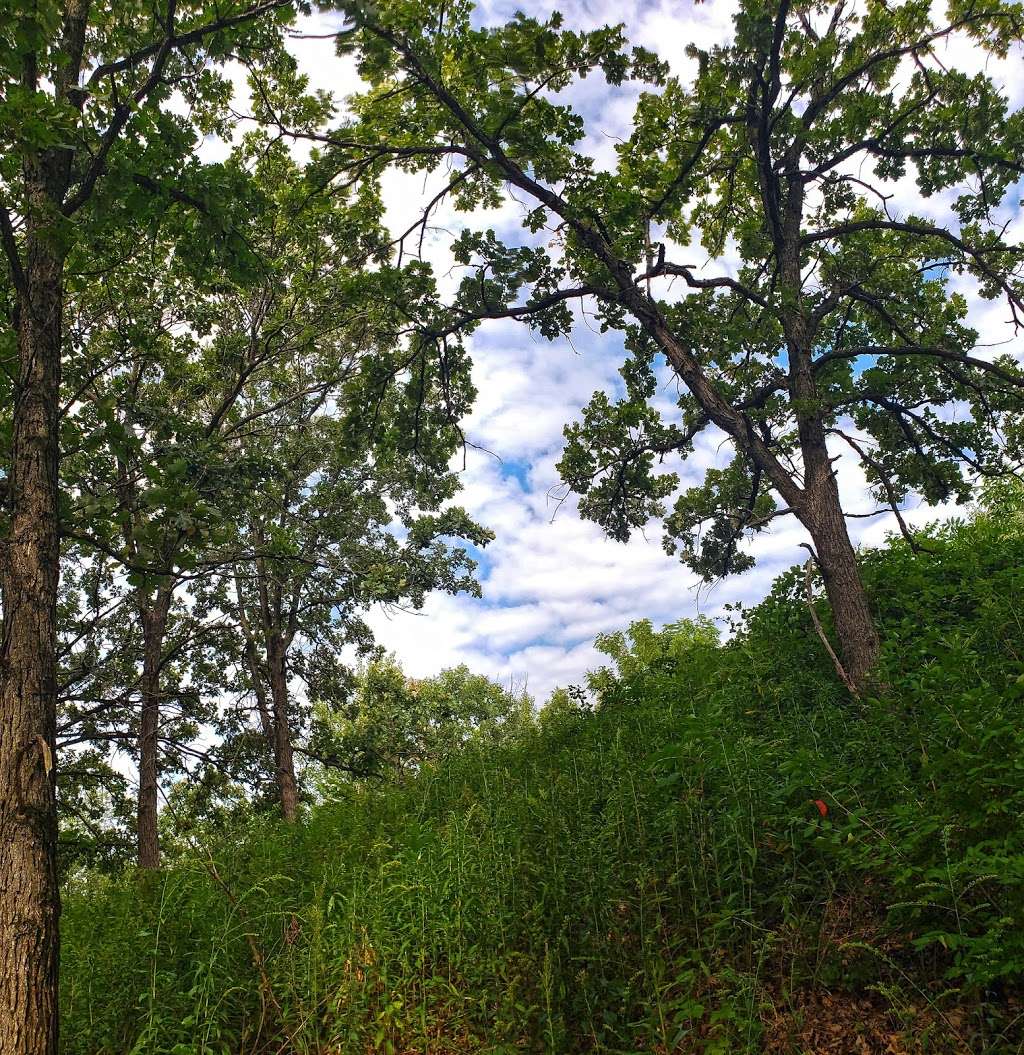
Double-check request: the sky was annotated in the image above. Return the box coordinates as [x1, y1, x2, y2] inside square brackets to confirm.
[263, 0, 1024, 704]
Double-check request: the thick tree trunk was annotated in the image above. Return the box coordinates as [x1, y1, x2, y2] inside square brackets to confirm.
[266, 636, 298, 822]
[0, 231, 63, 1055]
[628, 275, 883, 689]
[778, 194, 881, 692]
[136, 588, 172, 870]
[804, 475, 881, 690]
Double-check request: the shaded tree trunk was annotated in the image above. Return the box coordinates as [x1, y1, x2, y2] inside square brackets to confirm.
[266, 635, 298, 822]
[237, 602, 274, 743]
[780, 180, 880, 691]
[136, 587, 172, 870]
[789, 338, 880, 689]
[648, 298, 882, 690]
[803, 475, 881, 690]
[0, 4, 88, 1032]
[0, 207, 63, 1055]
[246, 648, 275, 743]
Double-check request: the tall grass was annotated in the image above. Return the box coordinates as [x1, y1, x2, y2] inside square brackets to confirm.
[61, 504, 1024, 1053]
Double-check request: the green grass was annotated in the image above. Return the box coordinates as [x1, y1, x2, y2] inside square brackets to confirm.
[60, 499, 1024, 1053]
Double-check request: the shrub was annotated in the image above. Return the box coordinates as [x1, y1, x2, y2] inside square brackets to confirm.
[61, 494, 1024, 1053]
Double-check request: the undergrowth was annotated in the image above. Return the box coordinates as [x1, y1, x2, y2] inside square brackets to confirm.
[61, 497, 1024, 1053]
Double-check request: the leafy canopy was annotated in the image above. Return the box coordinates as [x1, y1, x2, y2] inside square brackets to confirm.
[315, 0, 1024, 582]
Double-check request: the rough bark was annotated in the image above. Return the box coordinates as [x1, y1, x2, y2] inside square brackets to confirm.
[0, 202, 63, 1055]
[803, 479, 882, 690]
[778, 169, 880, 689]
[643, 296, 881, 688]
[786, 351, 881, 685]
[266, 635, 298, 822]
[136, 587, 172, 870]
[0, 2, 282, 1047]
[0, 6, 89, 1044]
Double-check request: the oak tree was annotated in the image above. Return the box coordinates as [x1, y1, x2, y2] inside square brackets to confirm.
[320, 0, 1024, 690]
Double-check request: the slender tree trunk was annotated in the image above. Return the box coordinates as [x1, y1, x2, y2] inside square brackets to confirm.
[248, 652, 275, 742]
[136, 587, 172, 869]
[266, 635, 298, 822]
[234, 575, 276, 766]
[0, 218, 63, 1055]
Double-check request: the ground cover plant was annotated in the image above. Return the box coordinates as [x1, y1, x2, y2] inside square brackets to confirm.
[59, 490, 1024, 1053]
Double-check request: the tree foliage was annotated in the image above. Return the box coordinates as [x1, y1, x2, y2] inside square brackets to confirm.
[310, 0, 1024, 684]
[309, 657, 530, 785]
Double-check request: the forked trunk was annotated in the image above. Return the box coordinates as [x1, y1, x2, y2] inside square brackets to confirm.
[266, 636, 298, 822]
[635, 286, 883, 692]
[0, 229, 63, 1055]
[137, 588, 172, 869]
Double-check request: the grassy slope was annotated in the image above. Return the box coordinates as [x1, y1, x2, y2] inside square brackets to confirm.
[61, 502, 1024, 1054]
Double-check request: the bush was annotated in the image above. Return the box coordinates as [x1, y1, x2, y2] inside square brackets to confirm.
[61, 495, 1024, 1053]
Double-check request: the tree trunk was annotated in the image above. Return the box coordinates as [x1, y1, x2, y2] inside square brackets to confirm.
[136, 587, 172, 870]
[778, 187, 881, 693]
[266, 636, 298, 822]
[792, 405, 881, 690]
[0, 224, 63, 1055]
[243, 640, 274, 744]
[804, 475, 881, 691]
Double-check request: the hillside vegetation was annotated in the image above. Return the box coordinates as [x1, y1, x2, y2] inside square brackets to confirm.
[61, 492, 1024, 1054]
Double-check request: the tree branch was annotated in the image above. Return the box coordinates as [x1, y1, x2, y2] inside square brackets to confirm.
[85, 0, 291, 87]
[0, 205, 27, 299]
[813, 344, 1024, 386]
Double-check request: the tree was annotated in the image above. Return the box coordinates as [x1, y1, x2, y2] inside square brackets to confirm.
[58, 114, 487, 854]
[309, 656, 531, 787]
[316, 0, 1024, 691]
[62, 220, 236, 870]
[586, 617, 720, 704]
[125, 134, 493, 825]
[0, 3, 297, 1048]
[60, 132, 383, 866]
[54, 541, 220, 871]
[54, 547, 136, 873]
[205, 397, 491, 820]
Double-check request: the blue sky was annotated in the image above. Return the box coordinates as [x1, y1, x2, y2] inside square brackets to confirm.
[277, 0, 1024, 702]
